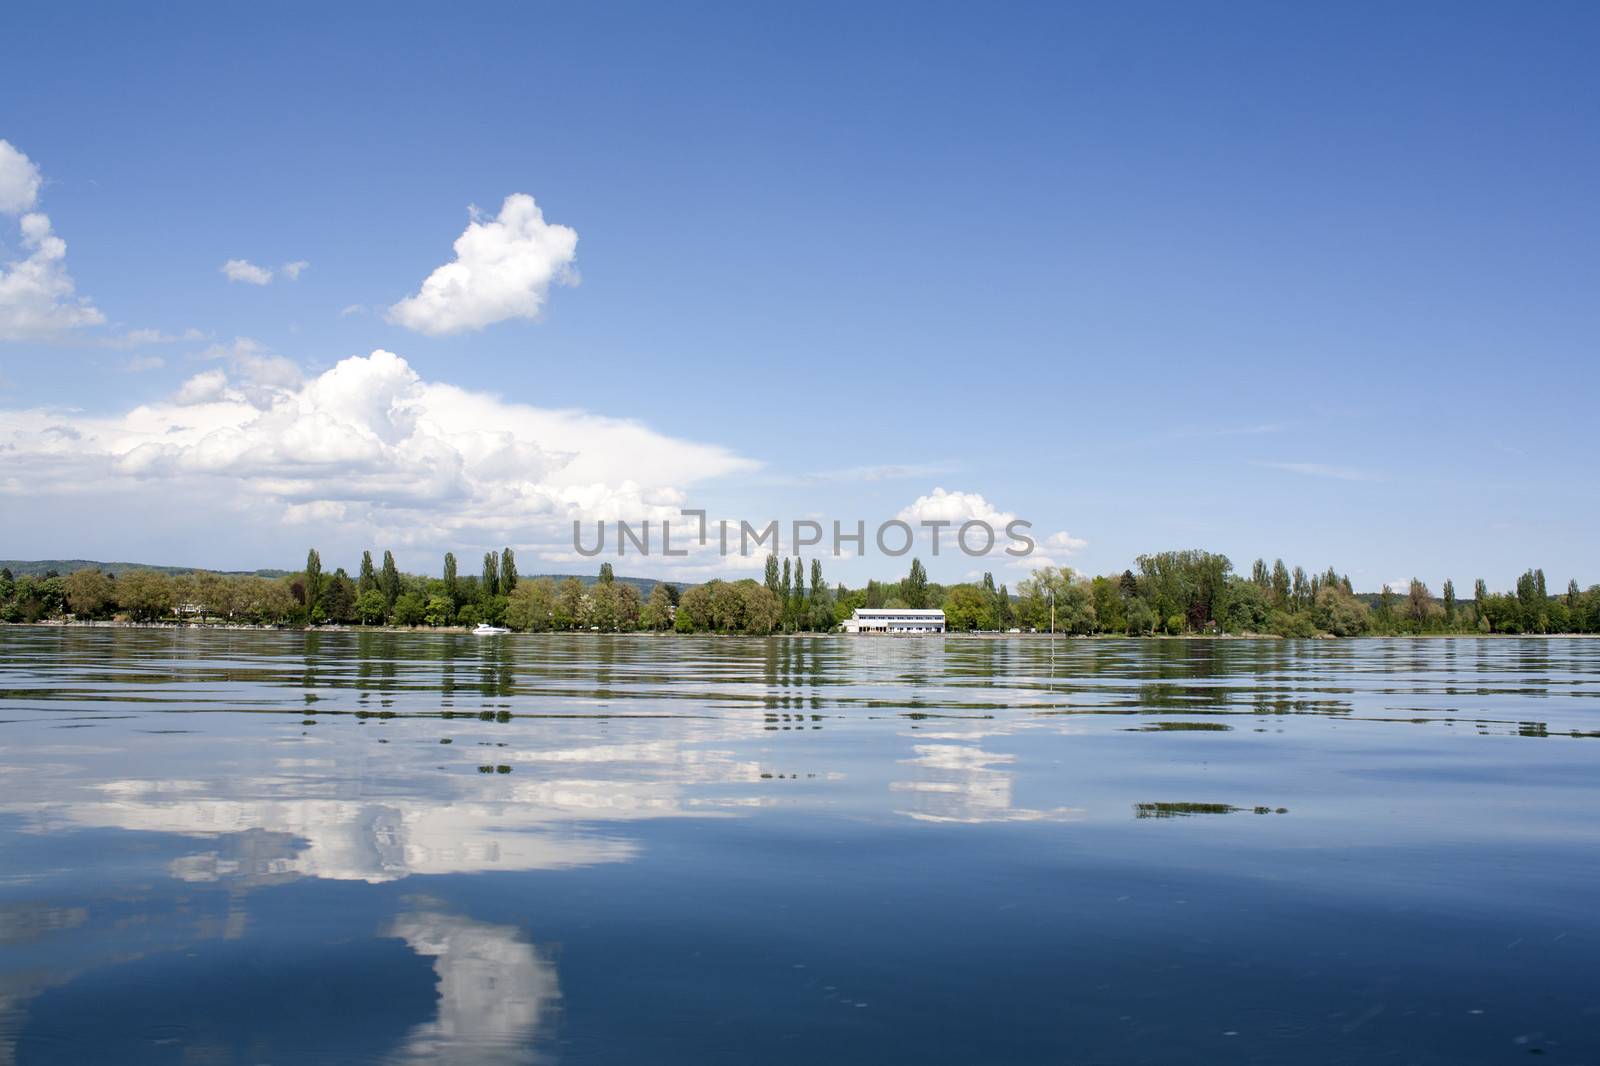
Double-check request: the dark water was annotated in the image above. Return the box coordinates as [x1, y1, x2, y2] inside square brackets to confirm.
[1, 629, 1598, 1064]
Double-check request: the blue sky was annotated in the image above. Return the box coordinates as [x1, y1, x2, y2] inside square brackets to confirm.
[1, 1, 1596, 590]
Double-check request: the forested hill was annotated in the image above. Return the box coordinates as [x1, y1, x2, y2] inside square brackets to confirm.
[0, 559, 292, 579]
[0, 560, 662, 594]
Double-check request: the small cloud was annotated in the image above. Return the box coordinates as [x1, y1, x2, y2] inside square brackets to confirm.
[1042, 530, 1087, 554]
[1255, 461, 1373, 482]
[199, 336, 271, 361]
[339, 303, 367, 317]
[281, 260, 309, 281]
[388, 193, 578, 336]
[221, 258, 274, 285]
[122, 355, 165, 372]
[174, 369, 229, 405]
[104, 327, 206, 349]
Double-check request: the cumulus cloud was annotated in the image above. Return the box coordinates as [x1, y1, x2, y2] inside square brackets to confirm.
[220, 258, 274, 285]
[280, 259, 308, 280]
[0, 140, 105, 341]
[388, 194, 578, 336]
[0, 140, 42, 214]
[0, 349, 756, 554]
[898, 487, 1085, 566]
[899, 487, 1017, 528]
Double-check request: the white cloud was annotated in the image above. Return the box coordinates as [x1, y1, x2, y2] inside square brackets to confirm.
[388, 193, 578, 336]
[1042, 530, 1087, 554]
[104, 326, 205, 349]
[280, 259, 308, 280]
[897, 487, 1084, 568]
[0, 349, 756, 554]
[0, 140, 43, 214]
[898, 486, 1017, 528]
[221, 258, 274, 285]
[0, 142, 105, 341]
[122, 354, 165, 372]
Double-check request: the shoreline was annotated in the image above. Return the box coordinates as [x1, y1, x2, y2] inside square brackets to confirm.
[6, 620, 1597, 640]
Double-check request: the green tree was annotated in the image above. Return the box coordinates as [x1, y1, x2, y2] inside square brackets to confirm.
[304, 549, 323, 617]
[64, 568, 114, 618]
[506, 578, 556, 632]
[482, 552, 500, 597]
[392, 592, 426, 626]
[358, 551, 377, 596]
[443, 553, 458, 606]
[1270, 559, 1290, 609]
[902, 558, 929, 609]
[381, 551, 401, 609]
[116, 570, 175, 622]
[764, 553, 781, 599]
[942, 584, 991, 631]
[355, 588, 387, 625]
[318, 568, 356, 624]
[423, 595, 454, 627]
[598, 562, 614, 585]
[501, 547, 517, 594]
[554, 577, 587, 629]
[641, 583, 675, 631]
[1442, 579, 1456, 624]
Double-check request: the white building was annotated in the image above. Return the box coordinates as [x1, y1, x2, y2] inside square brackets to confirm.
[841, 608, 946, 634]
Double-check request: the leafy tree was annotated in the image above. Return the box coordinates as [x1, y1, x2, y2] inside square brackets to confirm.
[117, 570, 175, 622]
[641, 583, 675, 631]
[381, 551, 401, 609]
[598, 562, 614, 585]
[304, 549, 323, 616]
[423, 595, 454, 627]
[554, 577, 587, 629]
[1270, 559, 1290, 609]
[943, 584, 991, 631]
[501, 548, 517, 594]
[358, 551, 377, 596]
[902, 558, 929, 609]
[1124, 598, 1156, 636]
[443, 553, 458, 605]
[764, 554, 781, 599]
[392, 592, 426, 626]
[506, 578, 556, 632]
[319, 568, 357, 624]
[64, 568, 114, 618]
[355, 588, 387, 625]
[482, 552, 500, 597]
[1442, 579, 1456, 623]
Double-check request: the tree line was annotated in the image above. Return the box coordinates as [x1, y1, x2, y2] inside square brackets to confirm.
[2, 547, 1596, 636]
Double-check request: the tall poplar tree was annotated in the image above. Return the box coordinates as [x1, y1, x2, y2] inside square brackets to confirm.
[305, 549, 322, 613]
[903, 558, 928, 609]
[482, 552, 500, 597]
[501, 548, 518, 593]
[381, 551, 400, 608]
[358, 551, 377, 596]
[443, 553, 458, 605]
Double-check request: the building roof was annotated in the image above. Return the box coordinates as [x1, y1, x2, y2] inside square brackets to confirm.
[851, 608, 945, 617]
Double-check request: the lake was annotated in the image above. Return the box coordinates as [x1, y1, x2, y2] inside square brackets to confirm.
[1, 628, 1597, 1064]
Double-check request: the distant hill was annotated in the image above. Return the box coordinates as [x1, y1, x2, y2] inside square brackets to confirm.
[522, 573, 667, 596]
[0, 559, 291, 579]
[0, 560, 671, 594]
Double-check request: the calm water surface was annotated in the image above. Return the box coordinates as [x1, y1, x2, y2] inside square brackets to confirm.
[1, 629, 1598, 1064]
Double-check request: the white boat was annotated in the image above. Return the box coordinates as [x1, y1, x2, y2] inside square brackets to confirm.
[473, 622, 510, 635]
